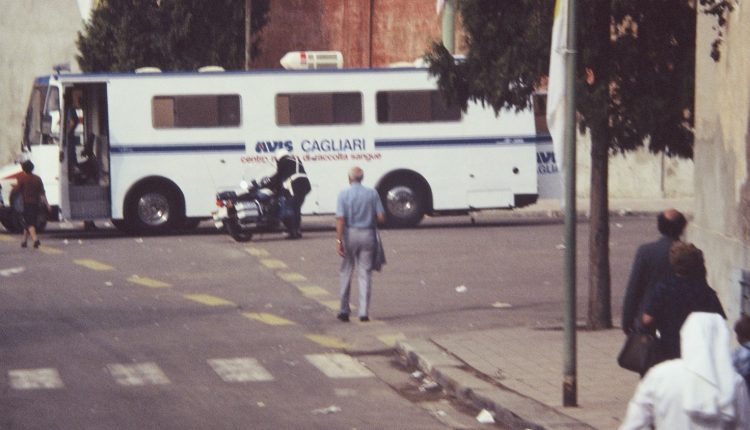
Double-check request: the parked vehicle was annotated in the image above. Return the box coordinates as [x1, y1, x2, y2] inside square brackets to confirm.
[1, 52, 556, 234]
[213, 179, 286, 242]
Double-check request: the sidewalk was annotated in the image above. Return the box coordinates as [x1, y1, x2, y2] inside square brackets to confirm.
[398, 326, 640, 429]
[395, 198, 689, 429]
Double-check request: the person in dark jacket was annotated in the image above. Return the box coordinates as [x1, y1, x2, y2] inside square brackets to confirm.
[260, 149, 311, 239]
[13, 160, 50, 249]
[621, 209, 687, 333]
[641, 242, 726, 365]
[733, 316, 750, 392]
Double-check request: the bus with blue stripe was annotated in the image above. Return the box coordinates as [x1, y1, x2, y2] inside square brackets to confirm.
[0, 64, 558, 234]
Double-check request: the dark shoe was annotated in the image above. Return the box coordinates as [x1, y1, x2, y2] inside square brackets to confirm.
[359, 316, 370, 322]
[337, 313, 350, 322]
[33, 240, 41, 249]
[21, 241, 27, 248]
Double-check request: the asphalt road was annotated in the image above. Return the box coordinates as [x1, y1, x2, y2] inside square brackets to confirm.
[0, 213, 654, 429]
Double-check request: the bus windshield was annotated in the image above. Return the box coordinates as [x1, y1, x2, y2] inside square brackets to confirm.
[23, 83, 61, 149]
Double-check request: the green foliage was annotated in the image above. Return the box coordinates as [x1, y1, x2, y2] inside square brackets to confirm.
[699, 0, 735, 61]
[76, 0, 269, 72]
[425, 0, 553, 113]
[425, 0, 701, 159]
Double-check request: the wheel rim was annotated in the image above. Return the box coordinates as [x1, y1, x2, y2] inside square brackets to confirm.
[137, 192, 170, 227]
[386, 186, 418, 220]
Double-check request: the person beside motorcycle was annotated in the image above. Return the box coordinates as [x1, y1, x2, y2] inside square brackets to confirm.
[259, 149, 311, 239]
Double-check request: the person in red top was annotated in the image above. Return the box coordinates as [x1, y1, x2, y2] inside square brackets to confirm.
[14, 160, 49, 248]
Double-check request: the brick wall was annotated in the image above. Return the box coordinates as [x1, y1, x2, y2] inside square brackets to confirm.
[254, 0, 448, 68]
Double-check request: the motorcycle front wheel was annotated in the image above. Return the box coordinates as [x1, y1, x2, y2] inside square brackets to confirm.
[225, 219, 253, 242]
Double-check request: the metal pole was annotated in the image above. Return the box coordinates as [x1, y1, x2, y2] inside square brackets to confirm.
[244, 0, 252, 70]
[562, 0, 578, 408]
[442, 0, 455, 53]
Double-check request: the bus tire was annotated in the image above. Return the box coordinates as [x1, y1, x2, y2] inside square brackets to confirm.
[379, 179, 426, 228]
[124, 182, 183, 235]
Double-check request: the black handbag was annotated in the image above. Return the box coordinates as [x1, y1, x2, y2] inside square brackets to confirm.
[617, 332, 657, 374]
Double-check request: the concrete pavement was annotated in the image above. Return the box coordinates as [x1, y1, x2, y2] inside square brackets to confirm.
[395, 197, 692, 429]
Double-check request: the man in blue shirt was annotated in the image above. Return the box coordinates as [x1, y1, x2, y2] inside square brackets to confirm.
[335, 166, 385, 322]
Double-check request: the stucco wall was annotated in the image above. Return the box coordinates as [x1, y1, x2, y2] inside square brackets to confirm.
[691, 4, 750, 321]
[574, 132, 694, 199]
[0, 0, 84, 165]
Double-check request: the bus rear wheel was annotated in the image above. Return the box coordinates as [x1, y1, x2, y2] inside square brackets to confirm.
[124, 183, 183, 235]
[380, 181, 426, 228]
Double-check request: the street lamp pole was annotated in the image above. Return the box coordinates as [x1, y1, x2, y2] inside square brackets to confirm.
[562, 0, 578, 407]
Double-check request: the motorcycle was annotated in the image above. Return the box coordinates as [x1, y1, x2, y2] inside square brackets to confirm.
[212, 179, 287, 242]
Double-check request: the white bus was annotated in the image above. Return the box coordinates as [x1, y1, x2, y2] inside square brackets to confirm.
[0, 63, 558, 235]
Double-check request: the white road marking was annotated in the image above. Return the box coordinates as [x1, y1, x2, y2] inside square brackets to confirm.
[106, 362, 170, 386]
[305, 353, 374, 379]
[0, 266, 25, 277]
[9, 368, 64, 389]
[208, 357, 274, 382]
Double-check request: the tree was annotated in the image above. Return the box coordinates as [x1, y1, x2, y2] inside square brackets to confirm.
[76, 0, 270, 72]
[425, 0, 697, 329]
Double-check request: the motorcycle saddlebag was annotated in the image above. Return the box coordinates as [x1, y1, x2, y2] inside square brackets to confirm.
[235, 201, 261, 222]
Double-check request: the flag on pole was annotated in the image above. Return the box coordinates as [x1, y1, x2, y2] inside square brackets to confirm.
[436, 0, 445, 14]
[546, 0, 567, 173]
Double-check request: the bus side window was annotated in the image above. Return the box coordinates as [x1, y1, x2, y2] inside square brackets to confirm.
[376, 90, 460, 123]
[275, 92, 361, 126]
[152, 95, 241, 128]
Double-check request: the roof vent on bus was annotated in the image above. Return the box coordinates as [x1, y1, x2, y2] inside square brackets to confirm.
[135, 67, 162, 73]
[280, 51, 343, 70]
[198, 65, 225, 72]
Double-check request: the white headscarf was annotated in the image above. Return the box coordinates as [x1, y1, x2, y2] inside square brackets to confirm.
[680, 312, 738, 423]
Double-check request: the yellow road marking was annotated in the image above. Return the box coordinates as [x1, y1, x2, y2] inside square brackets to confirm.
[243, 312, 296, 326]
[318, 299, 341, 310]
[0, 235, 12, 242]
[38, 246, 63, 254]
[244, 247, 269, 257]
[377, 333, 407, 347]
[184, 294, 235, 306]
[74, 259, 114, 271]
[260, 259, 287, 269]
[278, 272, 306, 282]
[298, 285, 329, 297]
[128, 275, 171, 288]
[305, 334, 350, 349]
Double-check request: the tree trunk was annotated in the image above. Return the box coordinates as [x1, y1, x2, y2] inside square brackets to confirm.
[587, 123, 612, 330]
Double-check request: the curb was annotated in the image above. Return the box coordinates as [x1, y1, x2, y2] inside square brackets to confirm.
[396, 339, 595, 430]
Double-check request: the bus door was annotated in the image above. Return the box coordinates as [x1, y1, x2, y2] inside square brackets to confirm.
[60, 83, 111, 221]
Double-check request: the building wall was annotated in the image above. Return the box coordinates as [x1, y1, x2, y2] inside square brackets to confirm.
[0, 0, 84, 165]
[254, 0, 450, 68]
[691, 5, 750, 322]
[574, 132, 694, 199]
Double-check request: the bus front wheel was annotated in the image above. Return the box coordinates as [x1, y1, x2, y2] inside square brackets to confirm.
[124, 183, 183, 235]
[380, 181, 425, 228]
